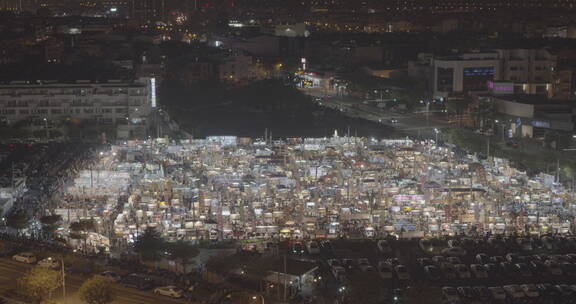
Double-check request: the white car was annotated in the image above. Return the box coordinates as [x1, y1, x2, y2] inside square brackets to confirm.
[12, 252, 37, 264]
[306, 241, 320, 254]
[153, 286, 183, 298]
[97, 271, 122, 282]
[377, 262, 393, 279]
[38, 257, 60, 269]
[357, 258, 373, 271]
[377, 240, 392, 253]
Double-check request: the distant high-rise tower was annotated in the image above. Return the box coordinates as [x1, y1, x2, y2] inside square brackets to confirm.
[131, 0, 167, 26]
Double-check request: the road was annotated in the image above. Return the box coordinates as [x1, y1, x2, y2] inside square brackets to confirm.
[312, 95, 451, 137]
[0, 258, 190, 304]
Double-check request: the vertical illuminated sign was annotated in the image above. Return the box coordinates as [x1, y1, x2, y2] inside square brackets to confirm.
[150, 78, 156, 108]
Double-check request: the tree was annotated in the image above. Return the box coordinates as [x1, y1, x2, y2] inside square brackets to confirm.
[166, 240, 199, 273]
[40, 214, 62, 240]
[78, 276, 115, 304]
[544, 130, 572, 150]
[69, 219, 96, 253]
[17, 267, 62, 303]
[445, 96, 472, 126]
[6, 210, 29, 235]
[133, 227, 165, 261]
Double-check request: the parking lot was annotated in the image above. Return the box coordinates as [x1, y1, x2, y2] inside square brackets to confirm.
[284, 234, 576, 304]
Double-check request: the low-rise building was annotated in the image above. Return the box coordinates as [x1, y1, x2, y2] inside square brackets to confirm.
[0, 77, 155, 139]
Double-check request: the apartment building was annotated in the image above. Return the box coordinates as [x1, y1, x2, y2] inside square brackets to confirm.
[0, 77, 155, 138]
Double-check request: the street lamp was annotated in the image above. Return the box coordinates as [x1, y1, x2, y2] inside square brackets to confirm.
[251, 294, 265, 304]
[43, 118, 48, 140]
[434, 128, 440, 143]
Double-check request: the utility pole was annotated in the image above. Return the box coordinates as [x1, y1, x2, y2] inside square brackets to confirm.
[61, 259, 66, 304]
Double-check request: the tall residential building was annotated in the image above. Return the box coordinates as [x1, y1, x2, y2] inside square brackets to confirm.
[496, 49, 556, 96]
[131, 0, 166, 26]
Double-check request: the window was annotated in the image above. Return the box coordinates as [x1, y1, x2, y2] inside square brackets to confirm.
[19, 110, 28, 114]
[51, 109, 62, 114]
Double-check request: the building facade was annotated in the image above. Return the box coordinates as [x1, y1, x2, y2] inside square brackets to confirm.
[433, 49, 558, 99]
[433, 52, 501, 98]
[0, 77, 155, 138]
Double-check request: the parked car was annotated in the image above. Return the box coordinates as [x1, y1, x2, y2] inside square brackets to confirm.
[153, 286, 183, 298]
[327, 259, 341, 268]
[419, 239, 434, 252]
[442, 247, 467, 257]
[37, 257, 60, 269]
[457, 286, 474, 299]
[97, 271, 122, 282]
[332, 266, 347, 282]
[484, 263, 501, 278]
[394, 265, 410, 280]
[290, 242, 305, 255]
[490, 256, 505, 263]
[506, 253, 520, 263]
[417, 258, 433, 268]
[12, 252, 36, 264]
[341, 259, 355, 271]
[561, 263, 576, 276]
[503, 285, 525, 299]
[472, 286, 490, 299]
[320, 241, 334, 254]
[500, 262, 518, 277]
[476, 253, 490, 264]
[515, 263, 532, 277]
[432, 256, 446, 266]
[488, 287, 507, 300]
[424, 265, 441, 281]
[446, 257, 462, 264]
[517, 238, 533, 251]
[441, 264, 458, 279]
[357, 258, 373, 271]
[521, 284, 539, 298]
[377, 240, 392, 253]
[442, 287, 460, 302]
[306, 241, 320, 254]
[470, 264, 488, 279]
[447, 240, 461, 248]
[454, 264, 471, 279]
[545, 260, 563, 276]
[377, 262, 394, 279]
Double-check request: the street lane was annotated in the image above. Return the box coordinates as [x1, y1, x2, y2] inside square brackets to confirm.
[0, 258, 191, 304]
